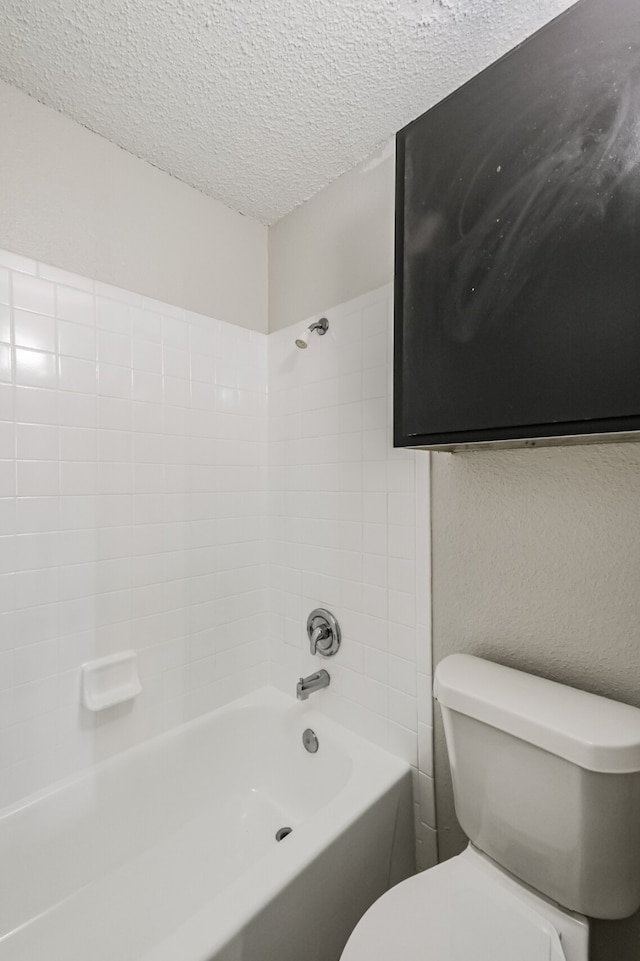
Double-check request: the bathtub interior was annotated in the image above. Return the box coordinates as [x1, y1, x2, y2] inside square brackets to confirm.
[0, 687, 411, 961]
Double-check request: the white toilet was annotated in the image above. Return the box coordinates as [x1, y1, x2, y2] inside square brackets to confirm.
[341, 654, 640, 961]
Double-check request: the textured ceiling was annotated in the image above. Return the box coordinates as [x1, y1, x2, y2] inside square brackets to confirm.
[0, 0, 575, 224]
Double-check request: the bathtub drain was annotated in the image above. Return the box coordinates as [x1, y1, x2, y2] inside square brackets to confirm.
[275, 826, 293, 842]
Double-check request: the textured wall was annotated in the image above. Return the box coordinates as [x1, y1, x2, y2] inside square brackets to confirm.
[0, 83, 268, 332]
[431, 442, 640, 959]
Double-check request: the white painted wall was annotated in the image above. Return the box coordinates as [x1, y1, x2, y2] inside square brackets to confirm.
[0, 83, 268, 333]
[268, 142, 395, 332]
[0, 248, 268, 808]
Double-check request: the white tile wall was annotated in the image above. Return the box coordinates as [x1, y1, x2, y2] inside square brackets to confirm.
[0, 250, 435, 870]
[0, 249, 269, 809]
[268, 286, 436, 869]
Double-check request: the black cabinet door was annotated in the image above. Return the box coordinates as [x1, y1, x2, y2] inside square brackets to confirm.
[394, 0, 640, 450]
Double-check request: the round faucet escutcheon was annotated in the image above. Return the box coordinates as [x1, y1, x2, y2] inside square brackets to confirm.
[306, 608, 341, 656]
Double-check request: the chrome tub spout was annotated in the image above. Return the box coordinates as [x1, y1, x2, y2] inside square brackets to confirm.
[296, 669, 330, 701]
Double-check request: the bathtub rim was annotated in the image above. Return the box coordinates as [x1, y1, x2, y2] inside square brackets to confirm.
[0, 685, 408, 822]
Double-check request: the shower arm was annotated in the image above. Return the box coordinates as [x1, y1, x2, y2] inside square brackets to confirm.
[308, 318, 329, 336]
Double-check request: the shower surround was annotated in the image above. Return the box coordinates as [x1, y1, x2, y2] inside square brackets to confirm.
[0, 250, 435, 865]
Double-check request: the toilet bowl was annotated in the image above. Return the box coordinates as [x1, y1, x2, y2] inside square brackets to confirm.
[340, 654, 640, 961]
[341, 844, 588, 961]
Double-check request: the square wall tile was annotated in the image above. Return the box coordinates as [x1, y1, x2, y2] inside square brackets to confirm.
[12, 275, 55, 316]
[56, 286, 94, 325]
[15, 349, 57, 389]
[58, 320, 96, 361]
[14, 310, 56, 353]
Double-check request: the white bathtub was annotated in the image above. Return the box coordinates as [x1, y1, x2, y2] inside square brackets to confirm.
[0, 687, 414, 961]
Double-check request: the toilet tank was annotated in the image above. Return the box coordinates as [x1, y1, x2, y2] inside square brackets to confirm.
[434, 655, 640, 919]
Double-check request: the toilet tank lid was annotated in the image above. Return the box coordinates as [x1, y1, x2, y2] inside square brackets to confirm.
[434, 654, 640, 773]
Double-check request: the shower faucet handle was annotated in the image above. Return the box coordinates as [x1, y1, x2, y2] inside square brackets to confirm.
[307, 608, 341, 657]
[309, 624, 330, 655]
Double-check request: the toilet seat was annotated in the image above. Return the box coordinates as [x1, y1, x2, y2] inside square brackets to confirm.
[340, 846, 589, 961]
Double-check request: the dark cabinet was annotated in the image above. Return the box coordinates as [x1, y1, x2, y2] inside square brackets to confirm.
[394, 0, 640, 451]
